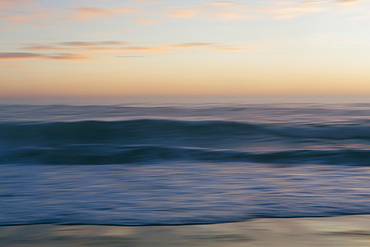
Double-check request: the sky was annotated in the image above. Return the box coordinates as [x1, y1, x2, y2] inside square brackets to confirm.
[1, 0, 370, 98]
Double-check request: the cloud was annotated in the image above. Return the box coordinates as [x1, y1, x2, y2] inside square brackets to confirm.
[172, 42, 263, 53]
[171, 43, 216, 49]
[0, 0, 35, 8]
[211, 1, 236, 5]
[166, 7, 201, 18]
[0, 26, 15, 32]
[47, 53, 92, 60]
[336, 0, 363, 3]
[24, 41, 133, 52]
[23, 41, 172, 54]
[0, 40, 257, 64]
[0, 63, 28, 69]
[133, 17, 162, 25]
[99, 29, 130, 34]
[133, 0, 160, 2]
[0, 52, 90, 61]
[215, 12, 247, 19]
[120, 46, 172, 53]
[22, 45, 65, 51]
[162, 1, 341, 21]
[208, 1, 251, 20]
[213, 46, 249, 51]
[0, 4, 137, 25]
[0, 52, 43, 60]
[60, 41, 132, 47]
[301, 1, 324, 4]
[0, 12, 52, 23]
[117, 43, 250, 53]
[23, 40, 250, 54]
[171, 42, 260, 52]
[65, 7, 136, 21]
[165, 3, 250, 20]
[256, 1, 327, 19]
[0, 39, 262, 66]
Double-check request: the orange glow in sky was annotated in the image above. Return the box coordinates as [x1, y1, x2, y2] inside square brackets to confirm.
[1, 0, 370, 98]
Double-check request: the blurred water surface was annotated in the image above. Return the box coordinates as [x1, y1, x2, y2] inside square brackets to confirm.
[1, 96, 370, 225]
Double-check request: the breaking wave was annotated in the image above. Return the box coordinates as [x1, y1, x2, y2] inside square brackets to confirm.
[1, 119, 370, 166]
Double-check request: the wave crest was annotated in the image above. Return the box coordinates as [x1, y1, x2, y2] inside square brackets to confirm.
[2, 144, 370, 166]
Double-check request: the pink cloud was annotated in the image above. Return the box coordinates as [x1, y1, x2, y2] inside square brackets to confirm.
[0, 12, 52, 23]
[211, 1, 235, 5]
[99, 29, 130, 34]
[134, 17, 161, 25]
[1, 63, 28, 69]
[162, 1, 343, 21]
[215, 12, 246, 19]
[213, 46, 246, 51]
[171, 43, 216, 49]
[260, 2, 327, 19]
[0, 52, 90, 61]
[22, 45, 65, 51]
[65, 7, 136, 21]
[6, 40, 255, 64]
[171, 42, 256, 52]
[47, 53, 91, 60]
[23, 40, 249, 54]
[120, 46, 172, 53]
[24, 41, 134, 52]
[58, 41, 133, 49]
[23, 41, 170, 54]
[0, 0, 35, 8]
[166, 7, 201, 18]
[164, 2, 252, 21]
[336, 0, 363, 3]
[133, 0, 159, 2]
[0, 52, 42, 60]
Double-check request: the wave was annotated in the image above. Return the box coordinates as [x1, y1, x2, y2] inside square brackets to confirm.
[2, 119, 370, 166]
[2, 144, 370, 166]
[2, 119, 370, 145]
[0, 119, 272, 153]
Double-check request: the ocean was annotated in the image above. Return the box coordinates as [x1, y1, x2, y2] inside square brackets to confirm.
[2, 96, 370, 226]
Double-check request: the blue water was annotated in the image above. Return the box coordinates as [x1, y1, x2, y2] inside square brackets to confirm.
[2, 98, 370, 225]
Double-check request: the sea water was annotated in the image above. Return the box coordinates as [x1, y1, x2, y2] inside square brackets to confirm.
[1, 96, 370, 225]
